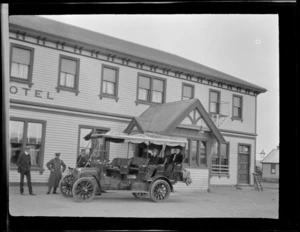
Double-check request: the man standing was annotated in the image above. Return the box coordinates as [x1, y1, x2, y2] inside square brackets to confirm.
[16, 145, 35, 195]
[46, 153, 66, 194]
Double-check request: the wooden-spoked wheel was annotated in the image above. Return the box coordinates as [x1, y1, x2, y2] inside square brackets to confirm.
[132, 192, 149, 199]
[149, 179, 171, 202]
[59, 174, 75, 198]
[72, 177, 96, 202]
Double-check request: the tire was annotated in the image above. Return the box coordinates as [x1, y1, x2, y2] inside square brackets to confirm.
[132, 192, 149, 199]
[149, 179, 171, 202]
[59, 174, 75, 198]
[72, 177, 96, 202]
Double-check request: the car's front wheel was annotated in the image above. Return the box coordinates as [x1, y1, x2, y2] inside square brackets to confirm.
[59, 174, 75, 198]
[149, 179, 171, 202]
[72, 177, 96, 202]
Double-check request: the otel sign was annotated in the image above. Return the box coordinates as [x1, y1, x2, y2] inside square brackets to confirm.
[10, 85, 54, 100]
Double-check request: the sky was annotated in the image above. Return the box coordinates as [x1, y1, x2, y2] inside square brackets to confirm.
[42, 14, 279, 159]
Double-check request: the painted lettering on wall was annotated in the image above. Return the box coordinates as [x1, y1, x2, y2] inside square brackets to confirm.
[10, 85, 54, 100]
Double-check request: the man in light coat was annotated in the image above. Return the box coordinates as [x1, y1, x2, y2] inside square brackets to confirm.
[46, 153, 66, 194]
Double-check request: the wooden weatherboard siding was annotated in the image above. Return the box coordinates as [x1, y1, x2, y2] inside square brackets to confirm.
[210, 136, 255, 186]
[262, 163, 279, 180]
[173, 169, 209, 191]
[9, 38, 256, 136]
[9, 107, 128, 183]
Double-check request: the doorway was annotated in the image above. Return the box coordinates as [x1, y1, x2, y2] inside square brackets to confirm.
[237, 144, 251, 184]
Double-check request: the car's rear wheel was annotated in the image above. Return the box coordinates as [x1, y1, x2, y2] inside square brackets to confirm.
[72, 177, 96, 202]
[59, 174, 75, 198]
[149, 179, 171, 202]
[132, 192, 149, 199]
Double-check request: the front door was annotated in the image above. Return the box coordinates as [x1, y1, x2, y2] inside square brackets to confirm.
[238, 145, 250, 184]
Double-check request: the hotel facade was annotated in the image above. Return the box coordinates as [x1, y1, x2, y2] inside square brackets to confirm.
[8, 16, 267, 191]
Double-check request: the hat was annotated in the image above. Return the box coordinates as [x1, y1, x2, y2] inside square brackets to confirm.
[25, 146, 31, 149]
[152, 149, 158, 154]
[147, 150, 153, 155]
[55, 153, 61, 156]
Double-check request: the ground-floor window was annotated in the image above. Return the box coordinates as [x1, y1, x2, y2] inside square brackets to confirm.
[77, 126, 109, 166]
[184, 139, 208, 168]
[211, 142, 230, 176]
[270, 163, 276, 174]
[9, 118, 46, 169]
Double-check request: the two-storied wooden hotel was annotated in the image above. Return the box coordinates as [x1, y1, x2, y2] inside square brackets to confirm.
[8, 16, 267, 191]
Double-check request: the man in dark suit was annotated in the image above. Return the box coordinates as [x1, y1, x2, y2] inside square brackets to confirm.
[164, 148, 183, 179]
[16, 145, 36, 195]
[144, 149, 160, 179]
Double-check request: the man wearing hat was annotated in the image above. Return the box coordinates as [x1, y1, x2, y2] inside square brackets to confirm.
[16, 145, 35, 195]
[46, 153, 66, 194]
[144, 148, 160, 179]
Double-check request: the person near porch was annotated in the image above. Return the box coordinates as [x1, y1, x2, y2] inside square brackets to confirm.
[46, 153, 66, 194]
[16, 145, 36, 195]
[164, 148, 183, 179]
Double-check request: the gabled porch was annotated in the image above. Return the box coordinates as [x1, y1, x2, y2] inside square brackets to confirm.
[124, 99, 230, 191]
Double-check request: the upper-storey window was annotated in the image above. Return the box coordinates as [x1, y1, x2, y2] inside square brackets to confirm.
[136, 73, 166, 105]
[56, 55, 80, 95]
[232, 95, 243, 120]
[209, 89, 220, 114]
[10, 43, 34, 87]
[99, 65, 119, 101]
[182, 83, 195, 100]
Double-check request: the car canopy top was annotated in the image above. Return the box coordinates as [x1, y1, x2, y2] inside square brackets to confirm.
[91, 131, 188, 147]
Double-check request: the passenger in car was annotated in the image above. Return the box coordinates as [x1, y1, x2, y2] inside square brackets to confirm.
[144, 149, 160, 179]
[164, 148, 183, 178]
[77, 151, 89, 167]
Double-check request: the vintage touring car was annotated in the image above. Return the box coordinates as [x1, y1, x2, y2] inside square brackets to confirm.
[59, 132, 192, 202]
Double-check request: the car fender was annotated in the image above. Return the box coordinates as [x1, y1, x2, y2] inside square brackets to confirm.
[148, 175, 173, 192]
[81, 174, 102, 191]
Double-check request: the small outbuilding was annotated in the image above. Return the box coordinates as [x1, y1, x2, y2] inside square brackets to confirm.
[261, 146, 279, 182]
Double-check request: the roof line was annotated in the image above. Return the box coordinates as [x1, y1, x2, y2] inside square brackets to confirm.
[9, 16, 267, 93]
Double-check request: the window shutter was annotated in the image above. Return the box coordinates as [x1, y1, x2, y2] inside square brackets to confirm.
[12, 47, 31, 65]
[61, 58, 77, 74]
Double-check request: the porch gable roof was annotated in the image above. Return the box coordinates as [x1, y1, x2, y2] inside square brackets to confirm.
[124, 99, 226, 143]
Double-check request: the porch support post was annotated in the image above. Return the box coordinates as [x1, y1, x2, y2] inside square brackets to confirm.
[207, 141, 212, 192]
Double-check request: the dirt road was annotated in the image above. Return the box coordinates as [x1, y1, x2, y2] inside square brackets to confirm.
[8, 185, 278, 218]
